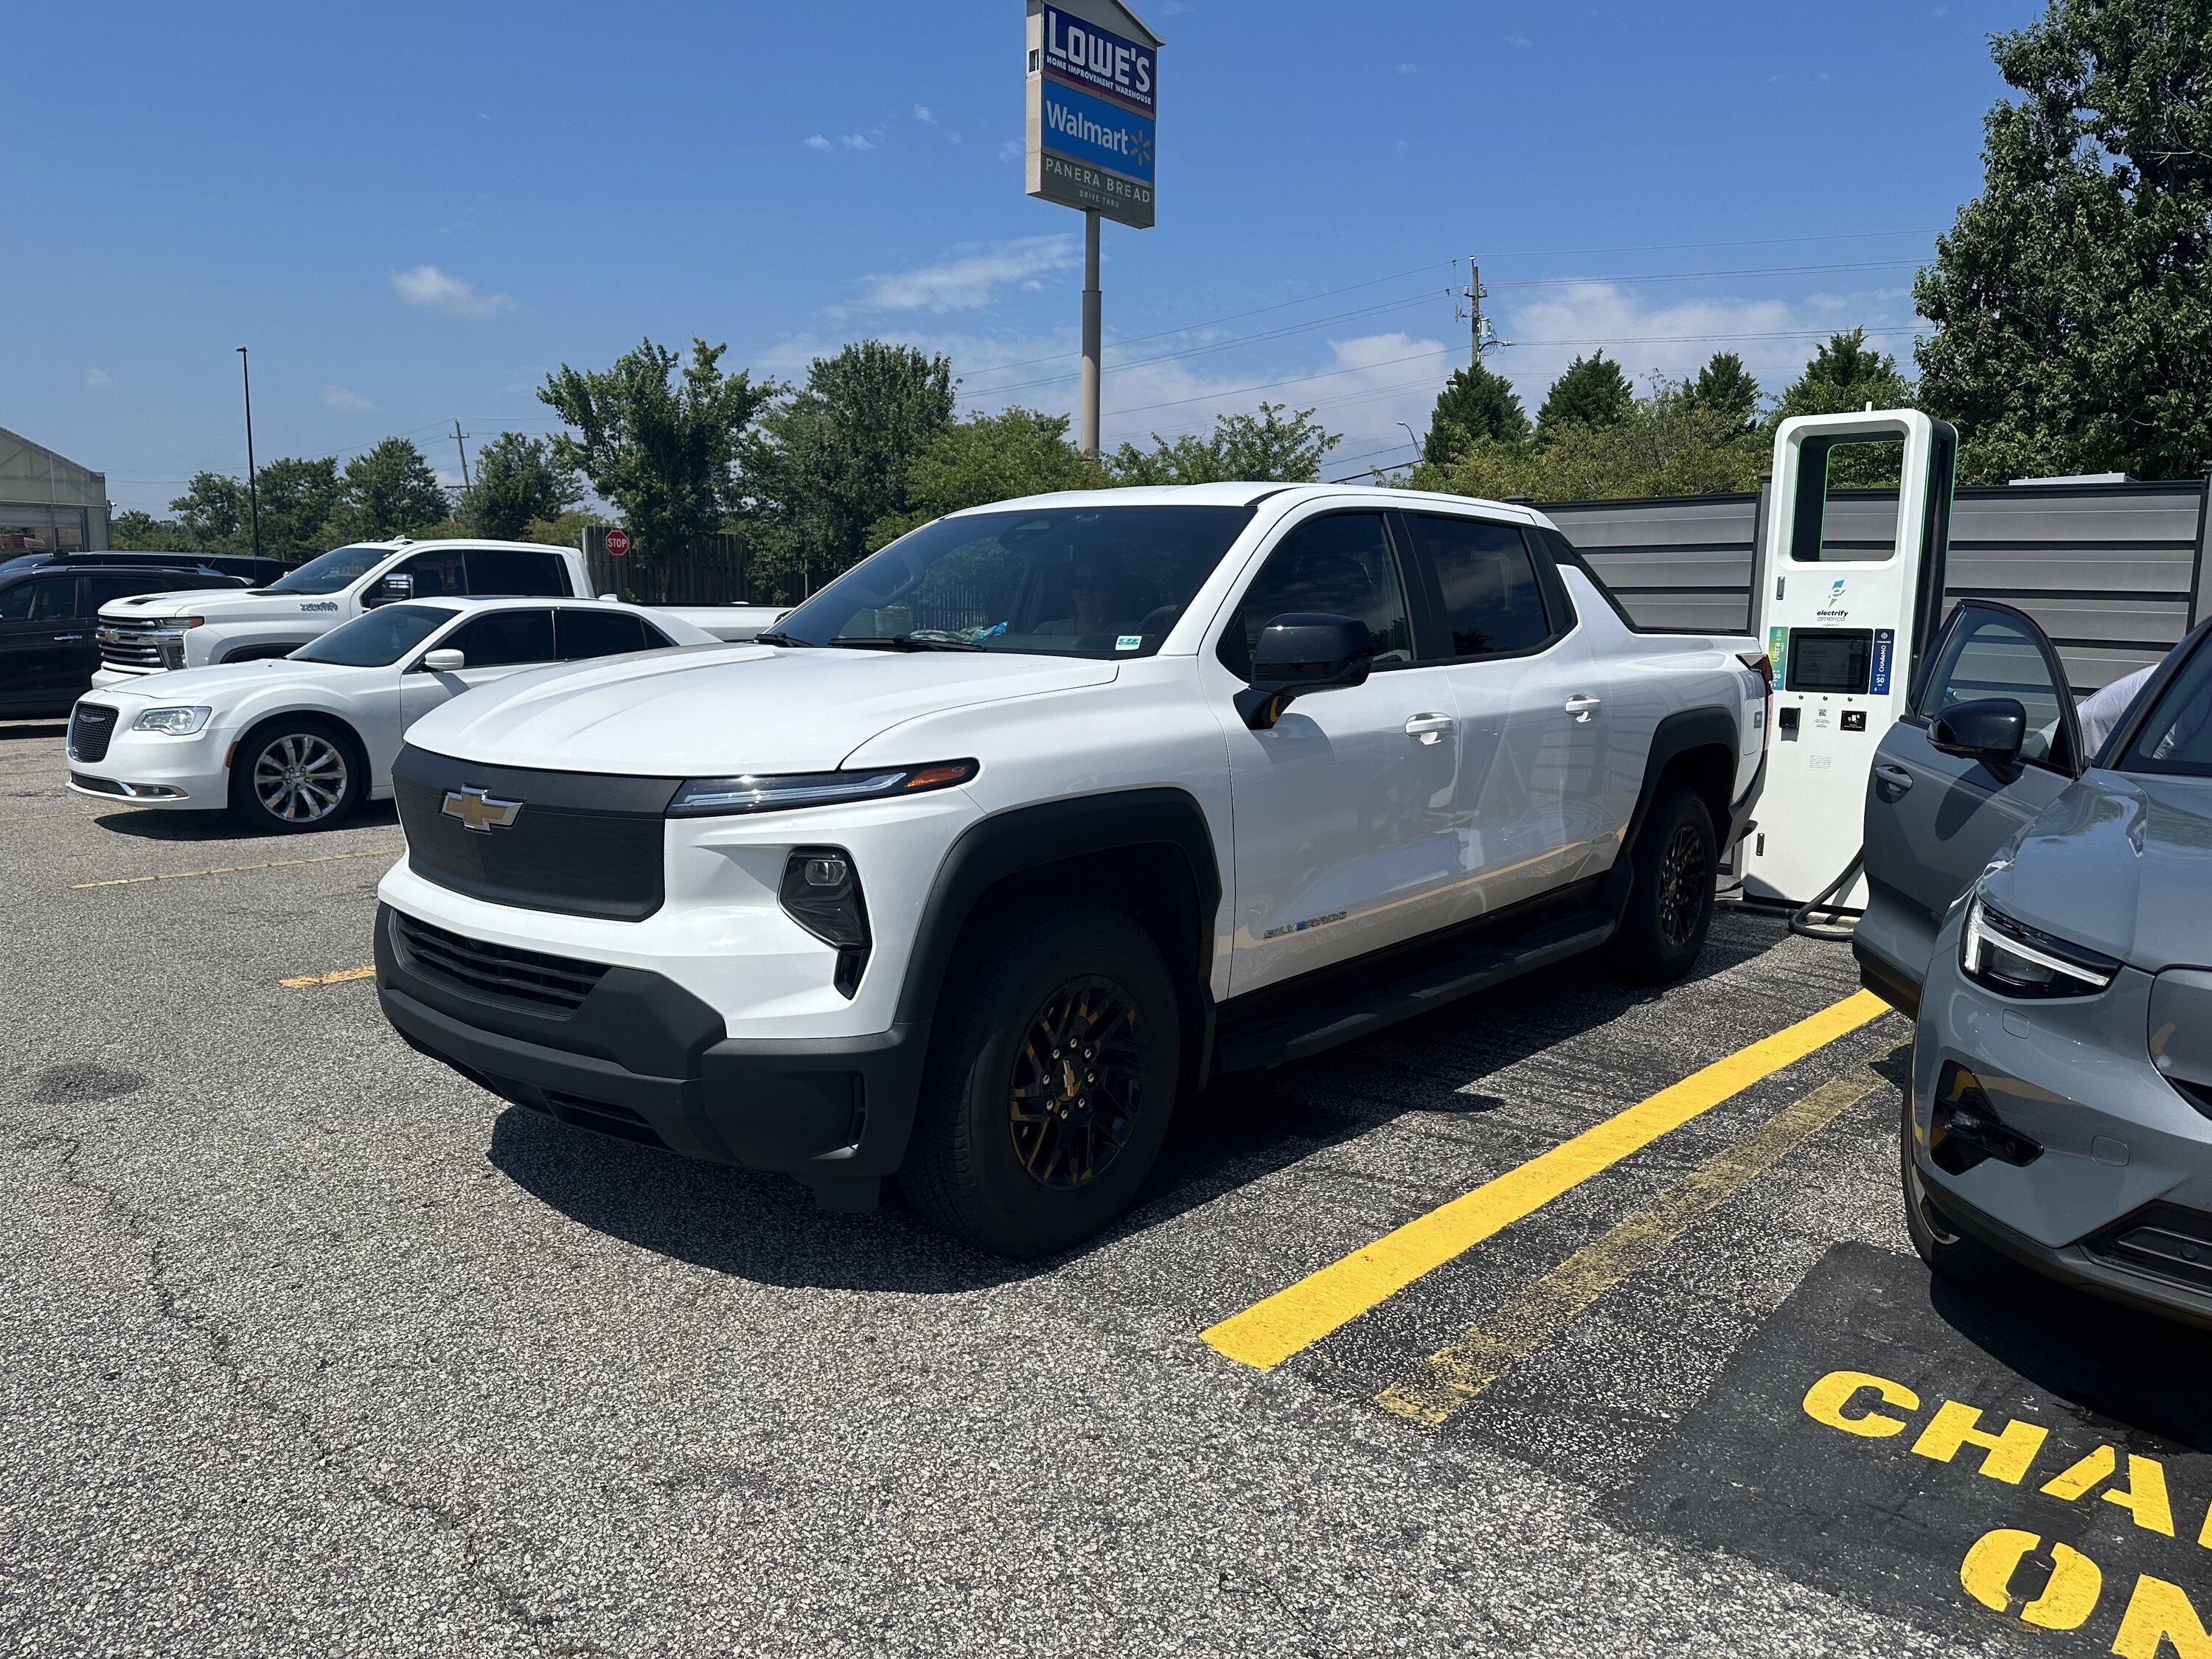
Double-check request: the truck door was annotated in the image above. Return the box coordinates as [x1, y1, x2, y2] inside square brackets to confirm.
[1857, 600, 2082, 1011]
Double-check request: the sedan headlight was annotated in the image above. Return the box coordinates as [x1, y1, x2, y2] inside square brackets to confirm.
[1961, 892, 2118, 998]
[667, 759, 977, 818]
[131, 705, 213, 736]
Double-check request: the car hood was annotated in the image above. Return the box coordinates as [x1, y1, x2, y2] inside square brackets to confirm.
[1983, 768, 2212, 970]
[402, 644, 1121, 774]
[84, 657, 373, 709]
[100, 588, 341, 622]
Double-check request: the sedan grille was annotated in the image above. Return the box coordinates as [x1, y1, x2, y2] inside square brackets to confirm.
[392, 911, 609, 1014]
[68, 703, 118, 762]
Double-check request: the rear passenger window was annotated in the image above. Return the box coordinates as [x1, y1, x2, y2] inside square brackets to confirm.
[1408, 515, 1554, 658]
[555, 609, 650, 660]
[467, 549, 570, 596]
[442, 609, 556, 668]
[1219, 512, 1413, 678]
[399, 549, 467, 597]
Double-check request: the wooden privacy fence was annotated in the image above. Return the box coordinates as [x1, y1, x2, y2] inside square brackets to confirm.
[580, 529, 755, 605]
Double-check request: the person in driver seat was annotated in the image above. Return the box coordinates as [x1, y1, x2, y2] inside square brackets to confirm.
[1039, 554, 1151, 637]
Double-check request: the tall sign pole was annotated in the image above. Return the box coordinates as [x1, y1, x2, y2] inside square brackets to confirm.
[235, 347, 261, 560]
[1025, 0, 1161, 458]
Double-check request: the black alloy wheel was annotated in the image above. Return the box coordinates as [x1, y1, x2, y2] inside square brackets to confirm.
[1008, 975, 1146, 1190]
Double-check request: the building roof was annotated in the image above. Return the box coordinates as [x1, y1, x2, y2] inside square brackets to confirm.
[0, 425, 105, 509]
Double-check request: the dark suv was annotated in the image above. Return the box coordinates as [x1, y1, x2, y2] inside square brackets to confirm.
[0, 557, 251, 717]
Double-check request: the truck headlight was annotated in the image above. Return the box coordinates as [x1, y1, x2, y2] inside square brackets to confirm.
[131, 706, 213, 736]
[1961, 892, 2118, 998]
[667, 759, 976, 818]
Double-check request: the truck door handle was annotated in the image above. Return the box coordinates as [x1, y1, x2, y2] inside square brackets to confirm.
[1404, 713, 1454, 744]
[1874, 762, 1915, 794]
[1564, 695, 1602, 722]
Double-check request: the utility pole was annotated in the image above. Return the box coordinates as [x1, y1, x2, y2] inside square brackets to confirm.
[1079, 210, 1102, 456]
[1462, 257, 1485, 367]
[235, 347, 261, 560]
[451, 420, 472, 490]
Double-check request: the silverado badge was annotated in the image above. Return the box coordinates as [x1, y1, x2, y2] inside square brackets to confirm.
[441, 785, 522, 833]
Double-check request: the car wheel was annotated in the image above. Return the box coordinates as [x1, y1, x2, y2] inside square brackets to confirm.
[900, 903, 1181, 1258]
[1899, 1091, 2006, 1287]
[1610, 785, 1717, 983]
[229, 720, 362, 832]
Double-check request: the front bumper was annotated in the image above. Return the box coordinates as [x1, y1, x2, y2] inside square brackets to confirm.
[66, 731, 231, 808]
[374, 902, 928, 1201]
[1910, 917, 2212, 1329]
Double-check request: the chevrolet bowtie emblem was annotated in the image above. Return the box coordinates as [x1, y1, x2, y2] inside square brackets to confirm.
[441, 785, 522, 833]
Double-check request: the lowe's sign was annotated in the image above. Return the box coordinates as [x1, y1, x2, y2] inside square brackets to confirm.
[1026, 0, 1159, 229]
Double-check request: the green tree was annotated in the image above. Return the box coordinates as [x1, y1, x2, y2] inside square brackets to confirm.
[1688, 352, 1763, 434]
[1410, 378, 1764, 501]
[170, 472, 249, 550]
[1537, 353, 1634, 435]
[740, 341, 955, 594]
[541, 337, 775, 580]
[1108, 401, 1339, 484]
[1768, 330, 1919, 485]
[254, 456, 343, 559]
[462, 432, 583, 540]
[1916, 0, 2212, 481]
[109, 509, 182, 551]
[1421, 361, 1530, 465]
[321, 438, 449, 543]
[867, 407, 1106, 549]
[522, 507, 611, 552]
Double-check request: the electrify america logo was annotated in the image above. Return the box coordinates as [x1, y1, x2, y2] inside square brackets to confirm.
[1816, 577, 1849, 621]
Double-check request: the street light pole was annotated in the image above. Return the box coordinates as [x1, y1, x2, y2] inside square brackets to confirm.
[236, 347, 262, 560]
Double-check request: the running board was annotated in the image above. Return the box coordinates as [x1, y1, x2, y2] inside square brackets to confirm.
[1212, 908, 1618, 1074]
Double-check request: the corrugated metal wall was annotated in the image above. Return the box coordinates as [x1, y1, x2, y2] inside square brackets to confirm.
[1544, 479, 2211, 695]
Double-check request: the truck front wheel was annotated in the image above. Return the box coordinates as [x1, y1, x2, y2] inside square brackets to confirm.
[900, 904, 1181, 1258]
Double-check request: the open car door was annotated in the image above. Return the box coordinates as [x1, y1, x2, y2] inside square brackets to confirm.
[1854, 600, 2084, 1014]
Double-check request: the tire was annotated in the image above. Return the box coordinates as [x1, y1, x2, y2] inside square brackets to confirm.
[899, 903, 1183, 1258]
[228, 717, 364, 832]
[1609, 785, 1717, 983]
[1899, 1091, 2007, 1287]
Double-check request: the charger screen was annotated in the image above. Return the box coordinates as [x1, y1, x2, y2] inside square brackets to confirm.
[1787, 629, 1873, 694]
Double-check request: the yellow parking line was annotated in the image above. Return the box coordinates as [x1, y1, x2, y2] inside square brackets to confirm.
[279, 965, 377, 989]
[1200, 988, 1891, 1372]
[74, 846, 400, 889]
[1375, 1069, 1885, 1427]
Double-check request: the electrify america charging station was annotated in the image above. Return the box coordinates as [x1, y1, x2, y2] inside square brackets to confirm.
[1741, 408, 1959, 908]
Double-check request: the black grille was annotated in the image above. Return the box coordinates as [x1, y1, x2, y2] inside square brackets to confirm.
[393, 911, 610, 1013]
[69, 703, 118, 762]
[391, 745, 678, 921]
[2088, 1205, 2212, 1296]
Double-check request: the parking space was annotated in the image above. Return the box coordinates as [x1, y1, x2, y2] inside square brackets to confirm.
[3, 713, 2208, 1656]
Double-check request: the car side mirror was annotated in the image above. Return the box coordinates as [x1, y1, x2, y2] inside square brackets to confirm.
[1235, 612, 1376, 730]
[420, 647, 465, 673]
[366, 573, 414, 608]
[1930, 696, 2026, 768]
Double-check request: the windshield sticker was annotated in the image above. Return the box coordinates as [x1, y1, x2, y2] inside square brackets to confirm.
[1116, 634, 1143, 651]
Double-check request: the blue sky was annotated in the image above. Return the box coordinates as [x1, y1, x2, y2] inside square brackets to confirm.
[11, 1, 2031, 513]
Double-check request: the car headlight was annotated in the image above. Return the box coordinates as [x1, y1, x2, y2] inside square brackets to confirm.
[666, 759, 977, 818]
[1961, 891, 2118, 998]
[131, 705, 213, 736]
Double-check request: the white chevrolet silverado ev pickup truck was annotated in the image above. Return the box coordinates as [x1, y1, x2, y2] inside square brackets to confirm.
[372, 484, 1770, 1256]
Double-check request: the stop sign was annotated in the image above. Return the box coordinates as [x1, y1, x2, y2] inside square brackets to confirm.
[605, 529, 630, 558]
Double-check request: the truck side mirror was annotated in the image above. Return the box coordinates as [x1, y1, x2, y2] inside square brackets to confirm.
[1930, 696, 2026, 768]
[366, 572, 414, 608]
[1235, 612, 1375, 730]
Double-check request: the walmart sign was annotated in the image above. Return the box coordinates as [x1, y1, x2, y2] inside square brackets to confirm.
[1026, 1, 1158, 229]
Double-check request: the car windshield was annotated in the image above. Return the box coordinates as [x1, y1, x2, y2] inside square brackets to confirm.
[263, 544, 389, 595]
[290, 603, 457, 667]
[2115, 638, 2212, 779]
[768, 504, 1258, 659]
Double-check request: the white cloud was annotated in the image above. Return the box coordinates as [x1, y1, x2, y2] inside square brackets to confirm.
[84, 367, 114, 391]
[913, 103, 935, 123]
[947, 131, 964, 145]
[389, 265, 512, 318]
[998, 137, 1024, 163]
[1397, 62, 1419, 76]
[840, 132, 876, 150]
[1505, 32, 1532, 46]
[858, 234, 1079, 312]
[804, 133, 832, 151]
[322, 385, 376, 412]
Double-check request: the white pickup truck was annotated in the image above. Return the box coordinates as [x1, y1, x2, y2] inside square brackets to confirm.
[91, 537, 784, 685]
[372, 484, 1770, 1255]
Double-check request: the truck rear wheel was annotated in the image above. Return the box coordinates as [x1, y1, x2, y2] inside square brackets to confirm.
[900, 903, 1180, 1258]
[1610, 785, 1716, 983]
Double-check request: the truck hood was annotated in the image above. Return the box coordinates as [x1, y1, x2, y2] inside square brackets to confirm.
[84, 656, 372, 709]
[100, 588, 341, 623]
[403, 644, 1121, 774]
[1982, 769, 2212, 971]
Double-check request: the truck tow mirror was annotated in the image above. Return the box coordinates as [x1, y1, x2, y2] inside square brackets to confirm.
[366, 573, 414, 608]
[1930, 697, 2027, 768]
[1237, 612, 1375, 730]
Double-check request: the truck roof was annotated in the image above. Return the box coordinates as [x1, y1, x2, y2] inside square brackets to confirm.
[942, 481, 1545, 523]
[341, 537, 577, 556]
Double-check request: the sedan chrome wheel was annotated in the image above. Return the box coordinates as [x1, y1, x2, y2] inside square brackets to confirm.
[253, 733, 349, 824]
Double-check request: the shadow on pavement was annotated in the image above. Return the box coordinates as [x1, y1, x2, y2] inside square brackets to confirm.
[0, 721, 66, 742]
[91, 801, 400, 840]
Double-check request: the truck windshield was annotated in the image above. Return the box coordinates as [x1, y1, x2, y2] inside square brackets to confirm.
[2115, 639, 2212, 779]
[263, 545, 389, 595]
[291, 604, 457, 667]
[768, 504, 1257, 658]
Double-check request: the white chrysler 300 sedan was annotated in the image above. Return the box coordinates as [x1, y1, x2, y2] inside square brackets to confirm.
[65, 597, 721, 832]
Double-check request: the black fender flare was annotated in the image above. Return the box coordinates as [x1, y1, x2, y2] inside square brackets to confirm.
[1621, 706, 1750, 859]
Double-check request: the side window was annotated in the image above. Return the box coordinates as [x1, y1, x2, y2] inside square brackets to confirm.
[1217, 512, 1413, 678]
[554, 609, 650, 660]
[399, 549, 467, 598]
[1407, 515, 1554, 658]
[467, 549, 571, 597]
[440, 609, 556, 668]
[0, 577, 83, 622]
[1915, 607, 2073, 771]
